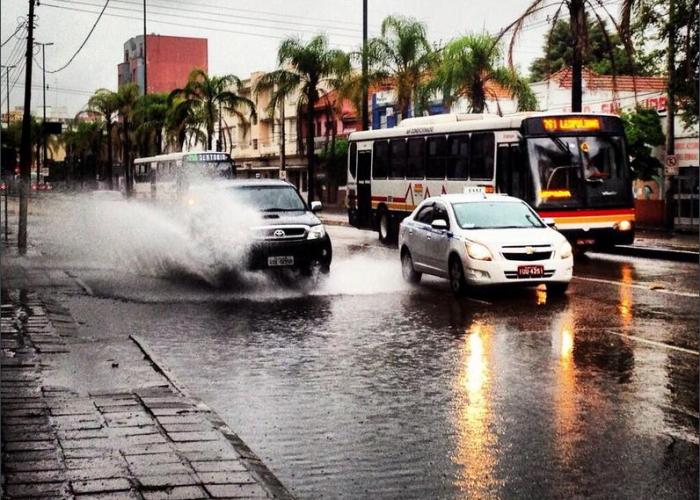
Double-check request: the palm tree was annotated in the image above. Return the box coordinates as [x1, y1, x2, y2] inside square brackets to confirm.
[499, 0, 639, 111]
[134, 92, 169, 156]
[431, 33, 537, 114]
[254, 35, 351, 203]
[367, 15, 434, 119]
[62, 120, 102, 187]
[170, 68, 255, 151]
[115, 83, 140, 196]
[88, 89, 119, 189]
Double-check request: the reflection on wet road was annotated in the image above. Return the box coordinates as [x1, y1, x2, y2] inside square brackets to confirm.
[47, 223, 697, 499]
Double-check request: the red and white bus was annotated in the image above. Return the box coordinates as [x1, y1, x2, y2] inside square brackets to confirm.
[346, 112, 635, 250]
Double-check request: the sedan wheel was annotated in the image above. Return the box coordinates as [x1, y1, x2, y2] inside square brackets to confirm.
[401, 251, 421, 284]
[449, 257, 468, 295]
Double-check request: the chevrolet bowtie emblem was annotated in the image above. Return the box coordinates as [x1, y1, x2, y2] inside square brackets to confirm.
[526, 246, 534, 254]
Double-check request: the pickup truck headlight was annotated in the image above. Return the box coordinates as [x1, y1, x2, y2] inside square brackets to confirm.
[307, 224, 326, 240]
[558, 240, 573, 259]
[465, 241, 493, 261]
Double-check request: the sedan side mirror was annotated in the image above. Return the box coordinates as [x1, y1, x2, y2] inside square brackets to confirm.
[543, 217, 557, 229]
[431, 219, 448, 230]
[310, 201, 322, 213]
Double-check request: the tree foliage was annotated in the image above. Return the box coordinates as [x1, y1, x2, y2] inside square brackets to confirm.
[255, 34, 351, 203]
[430, 33, 536, 113]
[171, 69, 255, 151]
[366, 16, 434, 118]
[631, 0, 699, 127]
[621, 107, 665, 180]
[529, 18, 655, 81]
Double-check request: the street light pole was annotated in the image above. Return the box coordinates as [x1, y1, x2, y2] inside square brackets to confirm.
[35, 42, 53, 187]
[1, 65, 16, 129]
[361, 0, 369, 131]
[143, 0, 147, 95]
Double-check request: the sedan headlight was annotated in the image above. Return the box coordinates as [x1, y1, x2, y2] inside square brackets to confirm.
[558, 240, 573, 259]
[465, 241, 493, 261]
[307, 224, 326, 240]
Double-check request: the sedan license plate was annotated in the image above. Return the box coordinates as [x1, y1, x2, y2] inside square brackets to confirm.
[517, 265, 544, 278]
[267, 256, 294, 267]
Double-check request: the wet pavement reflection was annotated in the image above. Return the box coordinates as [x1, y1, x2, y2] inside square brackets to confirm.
[55, 247, 698, 499]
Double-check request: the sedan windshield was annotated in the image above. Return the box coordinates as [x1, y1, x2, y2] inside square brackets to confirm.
[232, 186, 306, 212]
[452, 201, 545, 229]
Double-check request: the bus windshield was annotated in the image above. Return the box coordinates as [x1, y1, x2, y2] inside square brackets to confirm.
[527, 135, 631, 208]
[184, 160, 235, 181]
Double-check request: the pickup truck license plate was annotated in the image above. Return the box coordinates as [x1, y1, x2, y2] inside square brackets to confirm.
[268, 256, 294, 267]
[517, 265, 544, 278]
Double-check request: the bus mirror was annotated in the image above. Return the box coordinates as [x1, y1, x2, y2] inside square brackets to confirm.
[543, 217, 557, 228]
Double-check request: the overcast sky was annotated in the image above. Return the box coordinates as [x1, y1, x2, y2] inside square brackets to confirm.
[0, 0, 620, 116]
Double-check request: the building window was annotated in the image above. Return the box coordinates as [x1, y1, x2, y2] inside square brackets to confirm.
[253, 139, 258, 150]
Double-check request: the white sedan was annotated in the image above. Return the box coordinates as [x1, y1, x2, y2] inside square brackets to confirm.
[398, 193, 573, 295]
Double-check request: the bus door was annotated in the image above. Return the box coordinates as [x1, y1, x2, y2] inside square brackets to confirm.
[357, 150, 372, 227]
[496, 143, 532, 203]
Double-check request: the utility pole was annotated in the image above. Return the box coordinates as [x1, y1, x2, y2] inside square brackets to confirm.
[18, 0, 36, 255]
[279, 97, 286, 175]
[664, 0, 677, 230]
[35, 42, 53, 187]
[361, 0, 369, 130]
[1, 65, 16, 129]
[142, 0, 147, 95]
[569, 0, 584, 112]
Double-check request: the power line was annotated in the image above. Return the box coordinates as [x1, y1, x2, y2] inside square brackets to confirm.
[48, 0, 367, 42]
[40, 2, 357, 49]
[43, 0, 110, 74]
[1, 21, 26, 47]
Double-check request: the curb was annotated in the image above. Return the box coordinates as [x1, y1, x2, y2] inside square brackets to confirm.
[602, 245, 699, 263]
[130, 334, 295, 500]
[319, 218, 351, 228]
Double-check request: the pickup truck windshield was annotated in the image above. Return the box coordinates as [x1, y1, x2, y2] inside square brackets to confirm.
[232, 186, 306, 212]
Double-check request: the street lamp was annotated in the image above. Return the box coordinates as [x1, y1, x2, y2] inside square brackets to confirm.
[1, 65, 16, 129]
[35, 42, 53, 186]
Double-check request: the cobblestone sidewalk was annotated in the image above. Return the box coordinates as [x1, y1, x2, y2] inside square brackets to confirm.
[1, 291, 293, 499]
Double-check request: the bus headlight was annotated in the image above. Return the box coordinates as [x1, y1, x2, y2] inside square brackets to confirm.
[307, 225, 326, 240]
[616, 220, 632, 231]
[558, 240, 573, 259]
[187, 197, 197, 207]
[465, 241, 493, 261]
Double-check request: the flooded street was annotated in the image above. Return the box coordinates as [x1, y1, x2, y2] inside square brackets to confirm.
[5, 195, 697, 498]
[47, 232, 697, 498]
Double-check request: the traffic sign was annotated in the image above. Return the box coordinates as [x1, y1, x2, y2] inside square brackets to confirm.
[665, 154, 679, 176]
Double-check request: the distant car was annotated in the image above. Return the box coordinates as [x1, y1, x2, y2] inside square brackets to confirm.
[190, 179, 332, 278]
[398, 191, 573, 295]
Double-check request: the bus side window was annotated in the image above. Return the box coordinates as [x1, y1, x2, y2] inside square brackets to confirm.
[406, 137, 426, 179]
[426, 136, 447, 179]
[389, 139, 406, 179]
[470, 133, 495, 180]
[373, 141, 389, 179]
[349, 142, 358, 179]
[497, 144, 531, 202]
[447, 134, 469, 180]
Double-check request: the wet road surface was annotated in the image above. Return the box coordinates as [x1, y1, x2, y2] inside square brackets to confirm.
[18, 198, 700, 499]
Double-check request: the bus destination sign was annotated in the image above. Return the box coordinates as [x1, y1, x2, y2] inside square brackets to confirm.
[187, 152, 230, 162]
[542, 117, 601, 132]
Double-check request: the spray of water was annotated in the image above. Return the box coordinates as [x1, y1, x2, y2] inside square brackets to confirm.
[37, 186, 264, 286]
[33, 186, 414, 300]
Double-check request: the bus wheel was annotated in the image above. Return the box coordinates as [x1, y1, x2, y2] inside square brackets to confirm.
[378, 210, 394, 244]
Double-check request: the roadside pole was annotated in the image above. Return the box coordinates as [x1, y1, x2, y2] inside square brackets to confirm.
[18, 0, 36, 255]
[361, 0, 369, 131]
